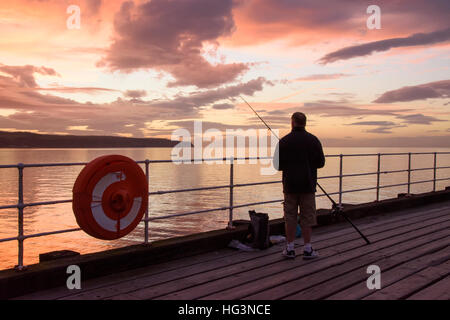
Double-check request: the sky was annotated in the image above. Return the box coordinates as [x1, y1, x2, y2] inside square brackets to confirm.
[0, 0, 449, 146]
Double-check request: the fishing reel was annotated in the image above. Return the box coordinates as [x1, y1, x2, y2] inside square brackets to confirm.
[330, 203, 344, 218]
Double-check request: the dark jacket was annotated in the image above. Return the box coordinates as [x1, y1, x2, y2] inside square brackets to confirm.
[273, 127, 325, 193]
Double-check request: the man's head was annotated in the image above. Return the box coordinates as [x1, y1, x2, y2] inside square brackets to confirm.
[291, 112, 306, 129]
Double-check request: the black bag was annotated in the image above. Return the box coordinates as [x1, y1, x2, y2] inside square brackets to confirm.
[247, 210, 270, 250]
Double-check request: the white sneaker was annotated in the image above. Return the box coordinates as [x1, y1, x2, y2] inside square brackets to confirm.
[282, 248, 296, 259]
[303, 248, 319, 260]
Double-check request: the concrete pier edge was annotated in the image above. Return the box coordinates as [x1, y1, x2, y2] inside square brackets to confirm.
[1, 187, 449, 299]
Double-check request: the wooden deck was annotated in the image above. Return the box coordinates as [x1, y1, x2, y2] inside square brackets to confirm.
[17, 201, 450, 300]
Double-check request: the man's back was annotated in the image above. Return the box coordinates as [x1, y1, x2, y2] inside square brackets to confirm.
[275, 127, 325, 193]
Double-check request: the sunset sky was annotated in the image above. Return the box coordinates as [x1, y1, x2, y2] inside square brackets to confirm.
[0, 0, 449, 146]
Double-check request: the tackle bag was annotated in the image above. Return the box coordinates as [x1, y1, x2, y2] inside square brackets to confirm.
[247, 210, 271, 250]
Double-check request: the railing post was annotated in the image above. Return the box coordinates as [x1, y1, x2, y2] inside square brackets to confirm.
[407, 152, 411, 194]
[144, 160, 150, 244]
[15, 163, 25, 271]
[433, 152, 437, 192]
[376, 153, 381, 201]
[339, 154, 343, 205]
[227, 158, 235, 230]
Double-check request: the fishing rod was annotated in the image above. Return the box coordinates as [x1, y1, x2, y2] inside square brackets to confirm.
[239, 95, 371, 245]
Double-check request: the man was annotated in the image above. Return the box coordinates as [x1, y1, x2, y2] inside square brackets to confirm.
[274, 112, 325, 259]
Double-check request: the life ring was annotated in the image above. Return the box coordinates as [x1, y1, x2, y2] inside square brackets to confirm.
[73, 155, 148, 240]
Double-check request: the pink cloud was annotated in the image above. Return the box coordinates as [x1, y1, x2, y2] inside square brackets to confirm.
[374, 80, 450, 103]
[319, 28, 450, 64]
[100, 0, 249, 88]
[0, 64, 59, 88]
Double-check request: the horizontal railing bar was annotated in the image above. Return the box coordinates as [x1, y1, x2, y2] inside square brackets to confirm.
[149, 184, 230, 195]
[318, 175, 340, 180]
[22, 228, 81, 240]
[0, 164, 20, 169]
[410, 152, 450, 155]
[337, 186, 378, 194]
[2, 152, 450, 169]
[234, 180, 281, 188]
[0, 236, 19, 243]
[231, 199, 283, 209]
[25, 199, 72, 208]
[19, 162, 88, 168]
[340, 171, 378, 178]
[336, 153, 379, 157]
[0, 204, 18, 210]
[434, 177, 450, 182]
[0, 228, 82, 244]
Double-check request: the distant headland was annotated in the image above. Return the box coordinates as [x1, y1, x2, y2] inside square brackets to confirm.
[0, 131, 179, 148]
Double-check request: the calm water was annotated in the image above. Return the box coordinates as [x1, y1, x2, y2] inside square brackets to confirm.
[1, 147, 450, 269]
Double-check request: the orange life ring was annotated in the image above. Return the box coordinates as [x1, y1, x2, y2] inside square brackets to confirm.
[73, 155, 148, 240]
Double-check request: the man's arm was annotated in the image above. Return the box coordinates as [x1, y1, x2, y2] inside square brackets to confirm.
[313, 137, 325, 169]
[273, 141, 284, 171]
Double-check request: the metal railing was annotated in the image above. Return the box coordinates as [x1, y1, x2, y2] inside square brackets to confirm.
[1, 152, 450, 270]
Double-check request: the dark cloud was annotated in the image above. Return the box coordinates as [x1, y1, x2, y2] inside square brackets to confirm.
[346, 113, 446, 134]
[0, 64, 59, 88]
[146, 77, 271, 110]
[124, 90, 147, 98]
[347, 120, 405, 134]
[365, 127, 402, 134]
[322, 135, 450, 147]
[37, 87, 120, 94]
[319, 28, 450, 64]
[212, 103, 234, 110]
[261, 100, 414, 121]
[100, 0, 248, 88]
[373, 80, 450, 103]
[396, 113, 446, 125]
[298, 102, 410, 118]
[349, 121, 397, 126]
[167, 120, 266, 132]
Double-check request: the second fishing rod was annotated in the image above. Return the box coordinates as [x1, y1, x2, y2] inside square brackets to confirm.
[239, 96, 371, 245]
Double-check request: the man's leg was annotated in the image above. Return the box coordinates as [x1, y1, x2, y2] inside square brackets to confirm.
[283, 193, 299, 258]
[301, 225, 312, 244]
[299, 192, 318, 259]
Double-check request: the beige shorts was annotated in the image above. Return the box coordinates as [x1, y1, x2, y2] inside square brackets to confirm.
[283, 192, 317, 227]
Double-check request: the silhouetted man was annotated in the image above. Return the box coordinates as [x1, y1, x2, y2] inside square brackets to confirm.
[274, 112, 325, 259]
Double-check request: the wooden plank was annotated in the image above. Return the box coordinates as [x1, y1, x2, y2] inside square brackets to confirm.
[328, 245, 450, 300]
[65, 206, 448, 300]
[285, 240, 450, 300]
[407, 276, 450, 300]
[212, 229, 450, 300]
[134, 216, 450, 300]
[363, 260, 450, 300]
[15, 246, 242, 300]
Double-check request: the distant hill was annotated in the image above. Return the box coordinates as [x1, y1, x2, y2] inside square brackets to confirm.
[0, 131, 180, 148]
